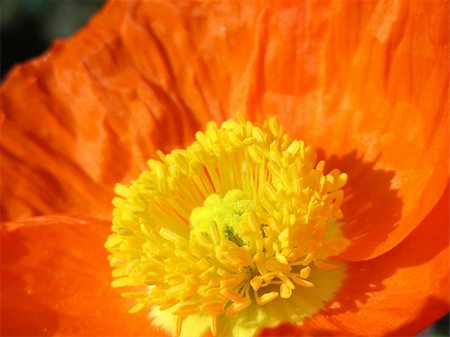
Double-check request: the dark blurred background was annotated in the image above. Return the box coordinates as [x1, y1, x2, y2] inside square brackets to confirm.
[0, 0, 449, 336]
[1, 0, 103, 78]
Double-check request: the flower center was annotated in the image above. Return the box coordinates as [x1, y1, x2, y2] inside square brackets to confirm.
[190, 189, 255, 247]
[105, 115, 349, 337]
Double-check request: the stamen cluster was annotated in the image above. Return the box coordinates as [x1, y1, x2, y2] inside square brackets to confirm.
[105, 116, 349, 337]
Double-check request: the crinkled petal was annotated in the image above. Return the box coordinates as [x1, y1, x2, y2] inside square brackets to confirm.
[0, 1, 218, 221]
[238, 0, 448, 260]
[1, 2, 447, 260]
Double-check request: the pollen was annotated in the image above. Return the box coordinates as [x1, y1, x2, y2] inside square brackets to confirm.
[105, 115, 350, 337]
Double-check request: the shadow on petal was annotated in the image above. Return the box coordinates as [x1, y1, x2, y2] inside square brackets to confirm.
[261, 186, 448, 336]
[311, 185, 448, 335]
[317, 150, 403, 261]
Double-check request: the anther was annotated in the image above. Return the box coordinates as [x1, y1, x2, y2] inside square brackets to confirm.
[175, 315, 183, 337]
[211, 315, 218, 336]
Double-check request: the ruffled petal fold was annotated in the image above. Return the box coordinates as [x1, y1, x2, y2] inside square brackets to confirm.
[0, 216, 167, 336]
[1, 2, 447, 260]
[310, 1, 449, 260]
[0, 1, 218, 221]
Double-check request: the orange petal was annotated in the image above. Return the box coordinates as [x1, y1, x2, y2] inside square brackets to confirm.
[1, 1, 447, 263]
[261, 1, 449, 259]
[259, 321, 343, 337]
[301, 184, 449, 336]
[0, 215, 167, 336]
[334, 1, 448, 260]
[0, 1, 220, 221]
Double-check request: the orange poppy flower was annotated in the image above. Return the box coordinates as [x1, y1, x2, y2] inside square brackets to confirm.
[1, 1, 448, 336]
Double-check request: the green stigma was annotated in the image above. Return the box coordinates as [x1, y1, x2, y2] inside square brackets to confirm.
[190, 189, 256, 247]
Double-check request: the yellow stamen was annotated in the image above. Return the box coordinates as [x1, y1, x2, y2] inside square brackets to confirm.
[256, 291, 279, 305]
[211, 315, 218, 336]
[314, 260, 339, 270]
[224, 299, 252, 316]
[105, 116, 349, 337]
[175, 315, 183, 337]
[299, 266, 312, 279]
[280, 283, 293, 299]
